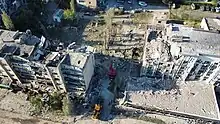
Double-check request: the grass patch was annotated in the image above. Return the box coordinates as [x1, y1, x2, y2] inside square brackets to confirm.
[170, 5, 203, 28]
[29, 92, 72, 116]
[132, 12, 153, 24]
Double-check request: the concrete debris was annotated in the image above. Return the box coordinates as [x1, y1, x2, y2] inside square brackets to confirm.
[0, 29, 96, 116]
[126, 77, 175, 92]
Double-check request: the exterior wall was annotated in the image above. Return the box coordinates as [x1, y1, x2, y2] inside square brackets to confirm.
[59, 53, 94, 96]
[200, 18, 209, 31]
[82, 54, 95, 91]
[8, 56, 56, 91]
[0, 56, 21, 86]
[60, 64, 86, 93]
[172, 54, 220, 83]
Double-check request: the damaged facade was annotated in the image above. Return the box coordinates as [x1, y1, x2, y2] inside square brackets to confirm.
[137, 22, 220, 120]
[0, 29, 95, 98]
[142, 24, 220, 84]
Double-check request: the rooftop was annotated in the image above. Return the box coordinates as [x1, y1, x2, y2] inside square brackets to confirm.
[126, 81, 220, 120]
[0, 30, 20, 42]
[167, 24, 220, 56]
[0, 30, 40, 58]
[0, 43, 35, 57]
[64, 51, 90, 69]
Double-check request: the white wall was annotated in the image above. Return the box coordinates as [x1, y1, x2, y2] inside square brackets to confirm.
[200, 18, 209, 31]
[83, 54, 95, 91]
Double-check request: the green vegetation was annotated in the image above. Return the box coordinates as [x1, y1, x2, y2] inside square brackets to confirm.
[63, 0, 75, 21]
[63, 9, 75, 21]
[13, 0, 45, 35]
[132, 12, 153, 24]
[29, 94, 44, 114]
[170, 5, 202, 28]
[29, 92, 72, 116]
[49, 92, 63, 110]
[62, 96, 72, 116]
[70, 0, 75, 11]
[1, 12, 14, 30]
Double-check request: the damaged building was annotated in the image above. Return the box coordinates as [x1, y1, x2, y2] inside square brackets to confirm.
[167, 24, 220, 84]
[142, 24, 220, 84]
[0, 29, 49, 90]
[0, 29, 95, 98]
[132, 23, 220, 120]
[44, 46, 95, 98]
[60, 49, 95, 98]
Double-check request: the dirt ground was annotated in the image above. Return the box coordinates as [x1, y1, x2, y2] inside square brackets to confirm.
[0, 109, 59, 124]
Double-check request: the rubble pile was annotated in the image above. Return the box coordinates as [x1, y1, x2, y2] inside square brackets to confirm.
[126, 77, 175, 92]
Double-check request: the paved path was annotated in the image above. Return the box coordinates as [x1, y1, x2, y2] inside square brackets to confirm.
[105, 0, 168, 11]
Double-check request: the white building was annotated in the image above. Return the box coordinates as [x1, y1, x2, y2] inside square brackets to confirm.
[59, 48, 95, 97]
[165, 24, 220, 83]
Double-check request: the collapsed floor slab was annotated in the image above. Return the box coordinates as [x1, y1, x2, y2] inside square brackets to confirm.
[126, 81, 220, 120]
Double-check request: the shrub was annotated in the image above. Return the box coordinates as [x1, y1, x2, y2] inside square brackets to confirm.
[63, 9, 75, 21]
[1, 12, 14, 30]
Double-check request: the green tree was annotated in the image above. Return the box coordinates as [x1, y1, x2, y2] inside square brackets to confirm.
[62, 96, 72, 116]
[70, 0, 75, 12]
[63, 9, 75, 21]
[212, 0, 218, 6]
[1, 12, 14, 30]
[29, 94, 43, 114]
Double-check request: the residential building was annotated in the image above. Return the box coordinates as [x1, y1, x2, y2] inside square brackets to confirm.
[172, 54, 220, 83]
[142, 24, 220, 84]
[0, 29, 53, 91]
[0, 29, 95, 98]
[0, 54, 21, 88]
[139, 22, 220, 121]
[60, 47, 95, 97]
[167, 24, 220, 83]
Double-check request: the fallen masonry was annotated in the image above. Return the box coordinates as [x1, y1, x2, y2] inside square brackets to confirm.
[0, 29, 96, 114]
[126, 79, 219, 120]
[134, 22, 220, 120]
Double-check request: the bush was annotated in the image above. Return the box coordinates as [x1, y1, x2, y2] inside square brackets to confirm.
[29, 94, 44, 114]
[1, 12, 14, 30]
[63, 9, 75, 21]
[181, 13, 189, 20]
[62, 96, 72, 116]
